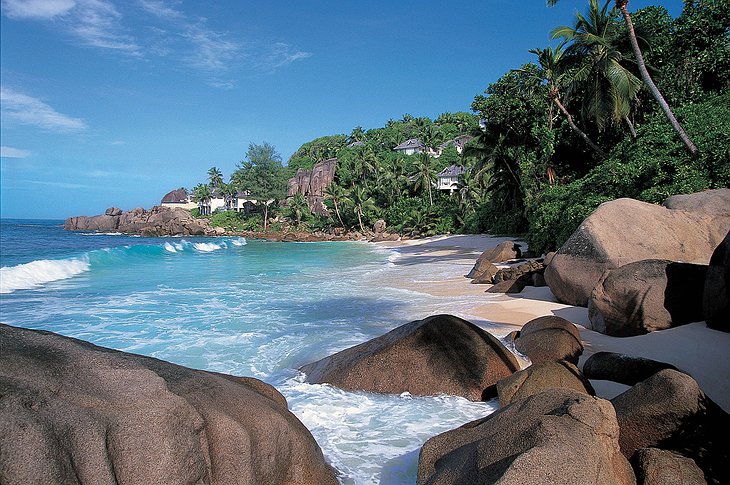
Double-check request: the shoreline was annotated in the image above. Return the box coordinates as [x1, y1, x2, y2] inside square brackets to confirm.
[373, 234, 730, 412]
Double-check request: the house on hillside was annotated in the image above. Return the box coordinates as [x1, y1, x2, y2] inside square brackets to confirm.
[437, 135, 474, 156]
[160, 188, 198, 210]
[436, 165, 465, 194]
[393, 138, 426, 155]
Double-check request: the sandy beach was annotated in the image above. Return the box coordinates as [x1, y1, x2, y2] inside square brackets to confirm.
[375, 234, 730, 412]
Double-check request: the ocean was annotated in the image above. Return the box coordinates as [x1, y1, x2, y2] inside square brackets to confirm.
[0, 219, 497, 484]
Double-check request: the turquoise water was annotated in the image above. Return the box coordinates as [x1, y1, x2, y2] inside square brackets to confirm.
[0, 219, 494, 484]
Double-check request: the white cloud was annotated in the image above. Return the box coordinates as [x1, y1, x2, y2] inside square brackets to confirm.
[2, 0, 138, 52]
[1, 0, 76, 20]
[25, 179, 92, 189]
[1, 86, 87, 131]
[268, 42, 312, 69]
[0, 146, 32, 158]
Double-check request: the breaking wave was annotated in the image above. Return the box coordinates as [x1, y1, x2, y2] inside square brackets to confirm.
[0, 237, 247, 294]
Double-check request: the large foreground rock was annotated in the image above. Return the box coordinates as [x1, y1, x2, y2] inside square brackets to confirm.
[65, 205, 217, 236]
[583, 352, 681, 386]
[588, 259, 707, 336]
[0, 324, 337, 485]
[496, 360, 595, 407]
[632, 448, 707, 485]
[300, 314, 520, 401]
[417, 388, 635, 485]
[544, 189, 730, 306]
[612, 369, 729, 484]
[704, 231, 729, 331]
[514, 315, 583, 364]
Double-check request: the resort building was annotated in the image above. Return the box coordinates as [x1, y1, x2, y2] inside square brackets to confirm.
[436, 165, 465, 194]
[197, 191, 226, 216]
[231, 191, 258, 214]
[436, 135, 474, 156]
[160, 188, 198, 210]
[393, 138, 427, 155]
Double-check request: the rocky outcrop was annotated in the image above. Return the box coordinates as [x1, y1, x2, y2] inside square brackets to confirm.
[544, 189, 730, 306]
[514, 315, 583, 365]
[583, 352, 682, 386]
[0, 324, 337, 485]
[485, 279, 526, 293]
[467, 259, 498, 283]
[704, 231, 729, 331]
[478, 241, 522, 264]
[612, 369, 729, 484]
[286, 158, 337, 216]
[632, 448, 707, 485]
[65, 206, 219, 236]
[417, 388, 635, 485]
[492, 259, 545, 284]
[588, 260, 707, 336]
[496, 360, 595, 407]
[299, 314, 520, 401]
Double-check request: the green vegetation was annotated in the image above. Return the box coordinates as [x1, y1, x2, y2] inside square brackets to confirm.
[186, 0, 727, 248]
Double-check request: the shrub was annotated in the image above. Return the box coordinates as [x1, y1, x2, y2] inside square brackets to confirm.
[526, 93, 729, 254]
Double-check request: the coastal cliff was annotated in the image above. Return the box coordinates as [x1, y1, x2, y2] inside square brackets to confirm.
[64, 206, 223, 236]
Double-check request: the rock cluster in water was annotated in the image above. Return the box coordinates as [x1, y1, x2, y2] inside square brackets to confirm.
[0, 323, 338, 485]
[64, 205, 223, 236]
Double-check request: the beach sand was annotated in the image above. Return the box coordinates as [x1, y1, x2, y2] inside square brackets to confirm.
[375, 234, 730, 412]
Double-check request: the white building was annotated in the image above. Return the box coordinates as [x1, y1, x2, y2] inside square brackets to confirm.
[160, 188, 198, 210]
[436, 135, 474, 157]
[393, 138, 427, 155]
[436, 165, 465, 194]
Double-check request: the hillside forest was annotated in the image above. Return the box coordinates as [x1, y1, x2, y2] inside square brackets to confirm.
[191, 0, 729, 254]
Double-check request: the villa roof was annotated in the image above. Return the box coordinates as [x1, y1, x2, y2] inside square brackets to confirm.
[347, 141, 365, 147]
[438, 135, 474, 150]
[394, 138, 425, 150]
[437, 165, 466, 178]
[161, 188, 190, 204]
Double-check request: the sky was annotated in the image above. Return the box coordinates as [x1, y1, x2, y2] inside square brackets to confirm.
[1, 0, 685, 219]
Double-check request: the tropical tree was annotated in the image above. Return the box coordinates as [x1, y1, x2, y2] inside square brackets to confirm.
[344, 186, 376, 233]
[352, 146, 378, 184]
[348, 126, 366, 144]
[547, 0, 698, 154]
[286, 193, 309, 227]
[551, 0, 642, 138]
[207, 167, 224, 188]
[192, 183, 212, 214]
[410, 153, 436, 206]
[323, 183, 346, 227]
[232, 142, 287, 229]
[526, 43, 607, 157]
[219, 182, 238, 210]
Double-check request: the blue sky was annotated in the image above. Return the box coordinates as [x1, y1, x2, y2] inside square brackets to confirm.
[1, 0, 684, 219]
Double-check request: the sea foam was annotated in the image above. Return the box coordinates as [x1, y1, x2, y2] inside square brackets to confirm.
[0, 257, 90, 294]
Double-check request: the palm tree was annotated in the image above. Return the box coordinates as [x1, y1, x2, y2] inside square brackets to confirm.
[410, 153, 436, 206]
[348, 126, 366, 144]
[547, 0, 698, 154]
[287, 193, 309, 227]
[551, 0, 642, 137]
[192, 183, 212, 215]
[344, 186, 376, 233]
[323, 183, 346, 227]
[219, 182, 238, 210]
[352, 147, 377, 184]
[525, 43, 606, 157]
[456, 169, 482, 214]
[207, 166, 224, 188]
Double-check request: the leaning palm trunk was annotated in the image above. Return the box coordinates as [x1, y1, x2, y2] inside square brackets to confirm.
[616, 1, 698, 155]
[333, 200, 344, 227]
[624, 116, 637, 138]
[551, 93, 606, 158]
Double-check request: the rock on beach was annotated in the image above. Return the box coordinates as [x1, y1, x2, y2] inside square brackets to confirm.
[0, 323, 338, 485]
[299, 314, 520, 401]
